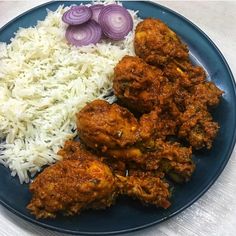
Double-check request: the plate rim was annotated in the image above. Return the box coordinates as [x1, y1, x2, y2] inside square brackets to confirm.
[0, 1, 236, 235]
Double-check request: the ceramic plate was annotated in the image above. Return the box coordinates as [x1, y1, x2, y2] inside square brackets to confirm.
[0, 1, 235, 235]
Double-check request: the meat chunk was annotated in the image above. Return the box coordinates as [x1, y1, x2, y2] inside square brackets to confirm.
[187, 82, 223, 107]
[116, 170, 171, 209]
[163, 59, 206, 88]
[134, 18, 189, 66]
[58, 140, 98, 161]
[106, 140, 194, 182]
[59, 140, 127, 176]
[58, 141, 172, 209]
[113, 55, 166, 113]
[144, 139, 194, 182]
[27, 159, 118, 219]
[113, 54, 222, 149]
[76, 100, 195, 182]
[139, 108, 178, 141]
[178, 103, 219, 149]
[76, 99, 140, 150]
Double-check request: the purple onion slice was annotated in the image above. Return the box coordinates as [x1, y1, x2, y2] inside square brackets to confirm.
[98, 4, 133, 41]
[90, 4, 105, 23]
[65, 20, 102, 47]
[62, 6, 92, 25]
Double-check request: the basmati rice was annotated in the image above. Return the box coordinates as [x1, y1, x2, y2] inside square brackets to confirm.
[0, 4, 141, 183]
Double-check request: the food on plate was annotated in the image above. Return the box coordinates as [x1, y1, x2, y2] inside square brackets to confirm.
[90, 4, 104, 23]
[63, 4, 134, 46]
[0, 1, 222, 219]
[62, 5, 92, 25]
[103, 140, 194, 183]
[113, 58, 221, 149]
[134, 18, 189, 66]
[185, 82, 223, 107]
[162, 59, 206, 87]
[0, 4, 140, 183]
[65, 20, 102, 47]
[139, 107, 177, 140]
[77, 99, 195, 182]
[98, 4, 133, 40]
[27, 158, 118, 219]
[113, 55, 166, 113]
[178, 102, 220, 149]
[76, 99, 140, 150]
[58, 140, 127, 176]
[116, 170, 171, 209]
[58, 140, 98, 161]
[114, 18, 223, 149]
[28, 142, 171, 218]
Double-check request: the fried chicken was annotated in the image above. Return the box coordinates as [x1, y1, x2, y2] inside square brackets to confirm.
[114, 18, 223, 149]
[139, 107, 178, 141]
[76, 100, 195, 182]
[178, 103, 219, 149]
[113, 54, 222, 116]
[28, 141, 173, 219]
[116, 170, 171, 209]
[113, 55, 166, 113]
[186, 82, 223, 107]
[28, 17, 223, 220]
[105, 140, 194, 182]
[59, 142, 173, 209]
[162, 59, 206, 88]
[27, 158, 118, 219]
[59, 140, 127, 176]
[76, 99, 140, 151]
[58, 140, 98, 161]
[134, 18, 189, 66]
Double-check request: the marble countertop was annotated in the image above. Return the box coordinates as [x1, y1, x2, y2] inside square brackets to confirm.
[0, 1, 236, 236]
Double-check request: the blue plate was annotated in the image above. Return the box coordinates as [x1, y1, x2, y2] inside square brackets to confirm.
[0, 1, 235, 235]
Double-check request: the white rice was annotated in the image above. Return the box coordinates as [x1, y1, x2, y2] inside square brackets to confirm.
[0, 4, 141, 183]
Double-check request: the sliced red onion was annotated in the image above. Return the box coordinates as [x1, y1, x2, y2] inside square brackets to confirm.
[62, 6, 92, 25]
[90, 4, 104, 23]
[98, 4, 133, 41]
[65, 20, 102, 47]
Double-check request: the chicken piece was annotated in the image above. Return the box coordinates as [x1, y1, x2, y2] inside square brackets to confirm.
[134, 18, 189, 66]
[178, 103, 219, 149]
[57, 141, 170, 207]
[116, 170, 171, 209]
[58, 140, 97, 161]
[100, 139, 194, 183]
[76, 100, 194, 182]
[59, 140, 127, 176]
[77, 99, 139, 151]
[144, 139, 194, 182]
[27, 159, 118, 219]
[158, 59, 222, 110]
[113, 55, 187, 116]
[139, 108, 178, 141]
[163, 59, 206, 87]
[138, 109, 160, 141]
[187, 82, 223, 107]
[113, 55, 167, 113]
[101, 157, 127, 176]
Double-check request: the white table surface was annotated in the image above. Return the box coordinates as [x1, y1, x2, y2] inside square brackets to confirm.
[0, 1, 236, 236]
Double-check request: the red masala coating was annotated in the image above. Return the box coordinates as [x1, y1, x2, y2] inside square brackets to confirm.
[116, 170, 171, 209]
[27, 158, 118, 219]
[134, 18, 189, 66]
[113, 55, 166, 113]
[76, 99, 140, 150]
